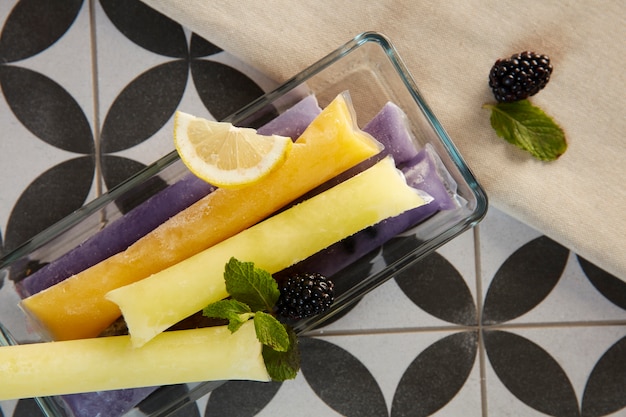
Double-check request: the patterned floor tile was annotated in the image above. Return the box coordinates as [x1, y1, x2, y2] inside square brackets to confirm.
[0, 103, 81, 235]
[200, 330, 482, 417]
[483, 326, 626, 417]
[479, 207, 626, 325]
[0, 0, 98, 253]
[16, 2, 93, 121]
[513, 252, 626, 324]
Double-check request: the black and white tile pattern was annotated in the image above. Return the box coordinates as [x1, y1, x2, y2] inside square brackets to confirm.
[1, 1, 625, 416]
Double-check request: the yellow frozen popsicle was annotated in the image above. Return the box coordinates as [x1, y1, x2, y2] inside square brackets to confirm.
[107, 156, 425, 347]
[0, 321, 268, 401]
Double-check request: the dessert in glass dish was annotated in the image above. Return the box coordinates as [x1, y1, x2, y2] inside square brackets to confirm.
[0, 32, 487, 417]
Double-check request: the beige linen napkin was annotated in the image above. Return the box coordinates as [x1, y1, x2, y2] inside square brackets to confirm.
[142, 0, 626, 280]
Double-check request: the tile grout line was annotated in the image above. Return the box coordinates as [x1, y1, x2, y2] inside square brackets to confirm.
[486, 319, 626, 330]
[88, 0, 103, 198]
[474, 224, 489, 417]
[303, 324, 479, 337]
[473, 224, 484, 321]
[302, 318, 626, 338]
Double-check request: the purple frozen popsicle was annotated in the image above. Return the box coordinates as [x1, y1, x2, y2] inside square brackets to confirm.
[362, 101, 420, 165]
[59, 387, 160, 417]
[275, 104, 457, 279]
[258, 94, 321, 138]
[17, 174, 215, 297]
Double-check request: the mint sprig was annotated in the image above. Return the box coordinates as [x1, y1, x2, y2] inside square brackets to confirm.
[224, 258, 280, 312]
[202, 257, 299, 381]
[483, 100, 567, 161]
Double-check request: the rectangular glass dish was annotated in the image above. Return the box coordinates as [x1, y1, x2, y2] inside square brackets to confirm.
[0, 32, 487, 417]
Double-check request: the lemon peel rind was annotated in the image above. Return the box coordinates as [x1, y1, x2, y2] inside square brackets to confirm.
[174, 111, 293, 188]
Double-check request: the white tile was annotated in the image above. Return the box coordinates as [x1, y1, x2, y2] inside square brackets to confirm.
[312, 278, 448, 332]
[0, 400, 16, 417]
[0, 2, 12, 24]
[484, 359, 560, 417]
[438, 227, 479, 302]
[322, 332, 438, 408]
[93, 2, 174, 167]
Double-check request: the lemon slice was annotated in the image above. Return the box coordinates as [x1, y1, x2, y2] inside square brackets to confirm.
[174, 111, 292, 188]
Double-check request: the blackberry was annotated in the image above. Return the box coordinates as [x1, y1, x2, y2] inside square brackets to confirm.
[489, 51, 553, 103]
[276, 273, 334, 319]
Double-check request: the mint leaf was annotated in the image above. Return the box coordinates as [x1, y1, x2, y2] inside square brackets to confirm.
[223, 257, 280, 312]
[484, 100, 567, 161]
[253, 311, 290, 352]
[202, 299, 253, 333]
[262, 326, 300, 381]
